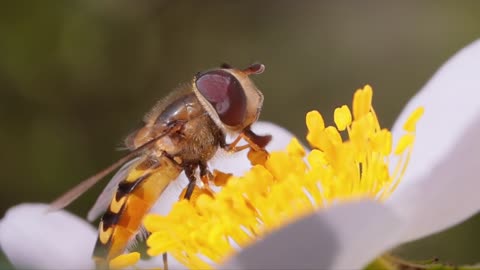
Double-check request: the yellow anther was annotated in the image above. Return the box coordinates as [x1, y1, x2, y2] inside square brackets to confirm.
[324, 126, 342, 145]
[248, 148, 269, 166]
[394, 134, 414, 155]
[287, 138, 306, 157]
[307, 149, 328, 168]
[306, 110, 325, 132]
[334, 105, 352, 131]
[371, 129, 392, 155]
[212, 170, 233, 187]
[403, 106, 424, 132]
[306, 110, 325, 149]
[353, 85, 373, 120]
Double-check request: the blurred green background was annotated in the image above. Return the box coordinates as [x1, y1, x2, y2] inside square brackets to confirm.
[1, 0, 480, 267]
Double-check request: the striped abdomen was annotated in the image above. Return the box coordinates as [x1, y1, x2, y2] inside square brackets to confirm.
[92, 155, 181, 267]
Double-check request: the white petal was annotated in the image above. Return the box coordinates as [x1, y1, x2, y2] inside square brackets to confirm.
[151, 121, 296, 215]
[0, 203, 96, 270]
[388, 39, 480, 242]
[222, 200, 402, 270]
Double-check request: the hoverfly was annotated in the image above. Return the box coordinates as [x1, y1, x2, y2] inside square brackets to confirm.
[49, 63, 271, 268]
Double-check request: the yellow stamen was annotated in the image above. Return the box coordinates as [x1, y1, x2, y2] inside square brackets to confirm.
[247, 148, 269, 166]
[352, 84, 373, 120]
[286, 137, 306, 157]
[403, 107, 425, 132]
[212, 170, 233, 186]
[394, 134, 415, 155]
[306, 110, 325, 149]
[121, 85, 423, 269]
[334, 105, 352, 131]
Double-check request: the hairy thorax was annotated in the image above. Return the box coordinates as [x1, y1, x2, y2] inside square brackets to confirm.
[126, 88, 226, 165]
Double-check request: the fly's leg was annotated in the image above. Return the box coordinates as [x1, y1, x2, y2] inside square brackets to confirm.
[225, 126, 272, 153]
[199, 162, 213, 184]
[183, 162, 214, 200]
[225, 133, 250, 152]
[199, 162, 218, 194]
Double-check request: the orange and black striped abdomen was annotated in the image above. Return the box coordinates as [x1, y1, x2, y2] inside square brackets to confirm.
[92, 155, 181, 266]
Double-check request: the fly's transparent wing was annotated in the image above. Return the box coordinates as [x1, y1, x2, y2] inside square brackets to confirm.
[87, 157, 141, 222]
[48, 150, 144, 213]
[48, 122, 184, 213]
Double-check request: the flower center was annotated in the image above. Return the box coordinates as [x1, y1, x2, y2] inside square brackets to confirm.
[121, 85, 423, 269]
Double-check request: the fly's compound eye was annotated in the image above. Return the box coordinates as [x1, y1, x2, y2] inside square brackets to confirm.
[195, 70, 247, 127]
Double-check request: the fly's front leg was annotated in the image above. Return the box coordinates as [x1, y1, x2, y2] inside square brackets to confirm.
[224, 126, 272, 153]
[224, 133, 250, 152]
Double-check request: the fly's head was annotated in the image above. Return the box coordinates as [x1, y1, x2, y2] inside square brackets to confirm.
[193, 63, 266, 134]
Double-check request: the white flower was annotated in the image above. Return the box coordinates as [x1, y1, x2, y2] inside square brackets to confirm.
[0, 204, 97, 270]
[0, 122, 295, 270]
[2, 38, 480, 269]
[225, 38, 480, 269]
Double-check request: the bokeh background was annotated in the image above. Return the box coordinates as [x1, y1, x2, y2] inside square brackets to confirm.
[1, 0, 480, 267]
